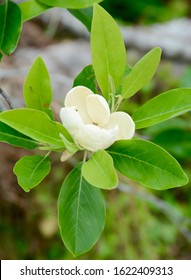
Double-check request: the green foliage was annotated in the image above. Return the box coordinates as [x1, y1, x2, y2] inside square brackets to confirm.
[107, 139, 188, 190]
[13, 155, 52, 192]
[91, 3, 126, 100]
[0, 0, 22, 59]
[24, 57, 54, 120]
[19, 0, 50, 22]
[122, 48, 161, 98]
[133, 88, 191, 129]
[0, 109, 70, 149]
[73, 65, 97, 93]
[0, 121, 38, 150]
[58, 163, 106, 256]
[82, 150, 118, 190]
[101, 0, 188, 24]
[37, 0, 102, 9]
[1, 2, 191, 258]
[68, 7, 93, 32]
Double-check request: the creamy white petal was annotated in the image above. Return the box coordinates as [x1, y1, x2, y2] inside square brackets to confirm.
[64, 86, 93, 124]
[105, 111, 135, 140]
[86, 94, 110, 127]
[74, 124, 119, 152]
[60, 107, 83, 136]
[60, 150, 74, 162]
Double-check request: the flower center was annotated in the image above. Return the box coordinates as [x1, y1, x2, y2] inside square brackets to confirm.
[92, 121, 99, 126]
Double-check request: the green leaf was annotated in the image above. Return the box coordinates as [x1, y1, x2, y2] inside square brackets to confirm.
[19, 0, 50, 22]
[37, 0, 102, 9]
[0, 1, 22, 56]
[0, 121, 38, 149]
[122, 47, 162, 98]
[91, 4, 126, 100]
[24, 57, 54, 119]
[68, 7, 93, 32]
[59, 133, 79, 154]
[132, 88, 191, 129]
[82, 150, 118, 189]
[73, 65, 97, 93]
[107, 139, 188, 190]
[124, 64, 132, 77]
[13, 155, 52, 192]
[58, 163, 106, 256]
[0, 109, 71, 149]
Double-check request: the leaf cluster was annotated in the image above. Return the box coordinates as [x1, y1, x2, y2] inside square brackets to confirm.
[0, 2, 191, 257]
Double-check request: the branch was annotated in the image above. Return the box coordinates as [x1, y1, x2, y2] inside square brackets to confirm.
[0, 88, 13, 109]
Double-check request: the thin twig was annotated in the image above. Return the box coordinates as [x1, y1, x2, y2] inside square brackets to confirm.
[0, 88, 13, 109]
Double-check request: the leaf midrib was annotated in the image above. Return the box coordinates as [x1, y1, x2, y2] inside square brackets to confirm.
[0, 131, 37, 144]
[108, 149, 184, 181]
[0, 120, 63, 146]
[134, 105, 191, 125]
[28, 156, 47, 185]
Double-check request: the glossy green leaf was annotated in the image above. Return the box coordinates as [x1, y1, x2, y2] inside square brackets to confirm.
[37, 0, 102, 9]
[133, 88, 191, 129]
[107, 139, 188, 190]
[122, 47, 162, 98]
[14, 155, 52, 192]
[68, 7, 93, 32]
[24, 57, 54, 119]
[0, 121, 38, 149]
[0, 109, 71, 149]
[91, 4, 126, 100]
[19, 0, 50, 22]
[82, 150, 118, 189]
[0, 1, 22, 56]
[73, 65, 97, 93]
[58, 163, 106, 256]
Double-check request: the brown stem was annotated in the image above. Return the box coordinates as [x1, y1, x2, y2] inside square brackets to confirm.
[0, 88, 13, 109]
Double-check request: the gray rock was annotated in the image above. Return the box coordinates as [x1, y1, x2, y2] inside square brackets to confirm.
[0, 39, 91, 108]
[121, 18, 191, 62]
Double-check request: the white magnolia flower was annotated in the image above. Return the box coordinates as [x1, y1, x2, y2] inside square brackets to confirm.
[60, 86, 135, 152]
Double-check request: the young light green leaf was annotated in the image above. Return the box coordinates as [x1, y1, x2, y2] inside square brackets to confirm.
[73, 65, 97, 93]
[122, 47, 162, 98]
[37, 0, 102, 9]
[124, 64, 132, 77]
[24, 57, 54, 120]
[0, 121, 38, 150]
[59, 133, 79, 154]
[82, 150, 118, 190]
[68, 7, 93, 32]
[58, 163, 106, 256]
[19, 0, 50, 22]
[132, 88, 191, 129]
[0, 109, 71, 149]
[13, 155, 52, 192]
[107, 139, 188, 190]
[91, 4, 126, 100]
[0, 1, 22, 56]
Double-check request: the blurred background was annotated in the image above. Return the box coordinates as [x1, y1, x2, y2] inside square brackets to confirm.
[0, 0, 191, 259]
